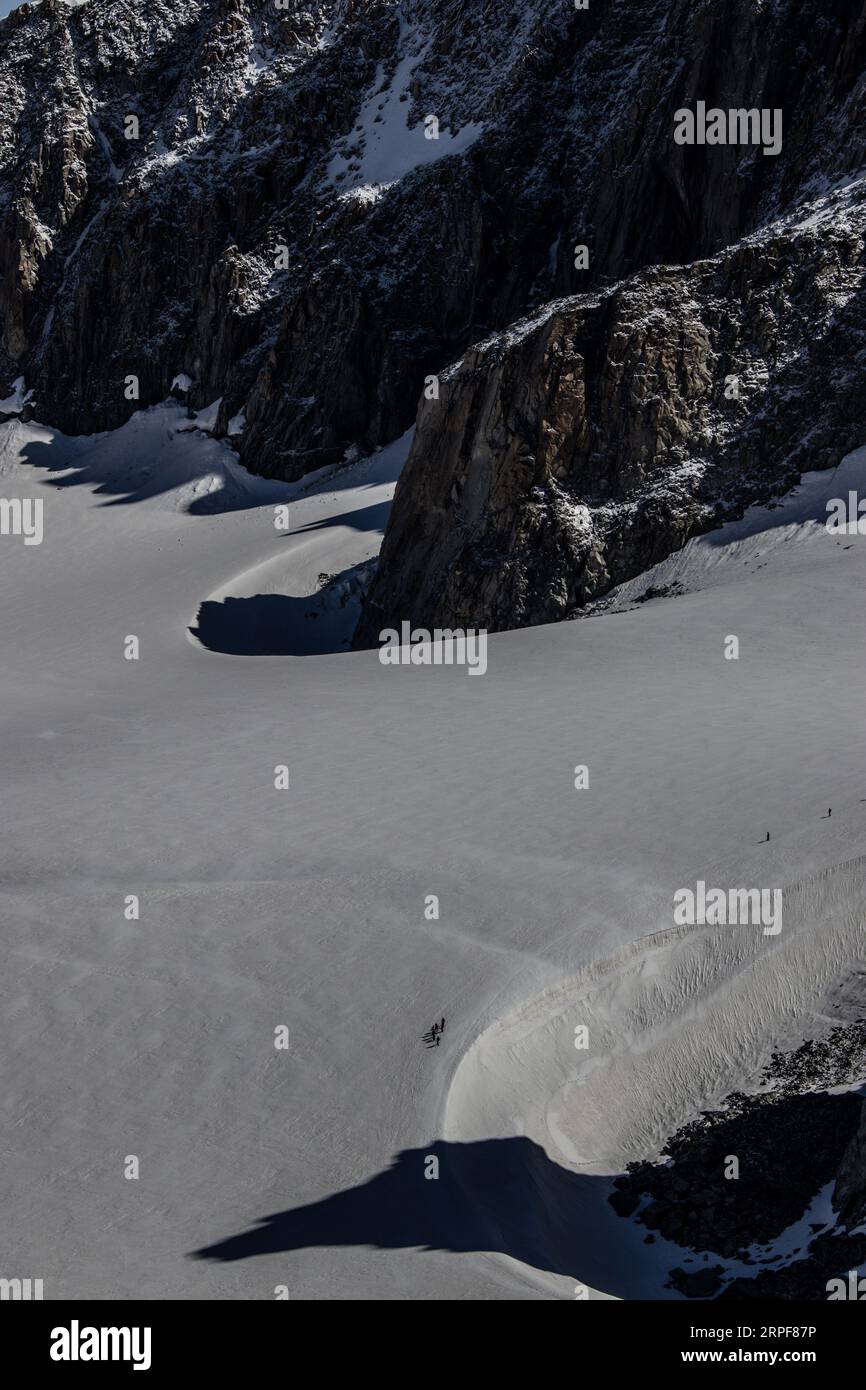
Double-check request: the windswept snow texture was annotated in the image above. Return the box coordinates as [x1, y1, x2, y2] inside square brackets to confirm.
[2, 415, 866, 1299]
[445, 876, 866, 1298]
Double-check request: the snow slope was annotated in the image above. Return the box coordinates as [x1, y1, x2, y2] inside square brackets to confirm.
[326, 46, 483, 197]
[2, 409, 866, 1300]
[596, 447, 866, 612]
[446, 862, 866, 1297]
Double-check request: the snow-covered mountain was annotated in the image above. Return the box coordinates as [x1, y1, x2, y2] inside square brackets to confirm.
[359, 188, 866, 636]
[4, 1, 866, 641]
[5, 0, 866, 1309]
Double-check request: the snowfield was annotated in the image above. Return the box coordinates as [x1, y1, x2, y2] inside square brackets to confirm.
[2, 404, 866, 1300]
[324, 27, 484, 196]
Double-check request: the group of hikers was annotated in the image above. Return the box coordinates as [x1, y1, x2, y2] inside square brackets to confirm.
[423, 1019, 446, 1049]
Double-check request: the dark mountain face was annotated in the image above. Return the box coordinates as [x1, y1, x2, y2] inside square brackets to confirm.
[356, 211, 866, 640]
[2, 0, 866, 633]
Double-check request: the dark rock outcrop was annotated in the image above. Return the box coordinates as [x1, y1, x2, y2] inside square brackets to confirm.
[609, 1019, 866, 1299]
[357, 208, 866, 639]
[834, 1098, 866, 1229]
[613, 1088, 861, 1263]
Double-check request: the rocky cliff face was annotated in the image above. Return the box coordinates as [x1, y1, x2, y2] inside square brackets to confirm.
[357, 198, 866, 638]
[356, 0, 866, 638]
[834, 1096, 866, 1230]
[3, 0, 866, 632]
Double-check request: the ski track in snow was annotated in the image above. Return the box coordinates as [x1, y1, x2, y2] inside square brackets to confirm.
[2, 405, 866, 1299]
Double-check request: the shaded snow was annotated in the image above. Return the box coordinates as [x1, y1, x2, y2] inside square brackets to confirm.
[0, 375, 32, 413]
[192, 397, 222, 432]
